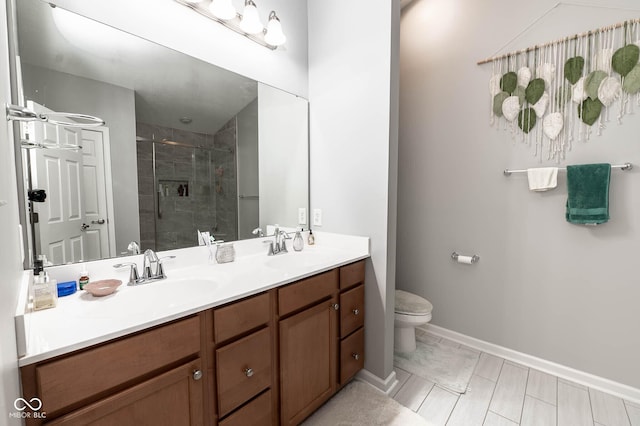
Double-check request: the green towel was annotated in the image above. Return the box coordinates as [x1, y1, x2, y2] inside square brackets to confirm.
[565, 163, 611, 224]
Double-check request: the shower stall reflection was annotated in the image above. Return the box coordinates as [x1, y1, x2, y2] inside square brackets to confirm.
[136, 117, 253, 252]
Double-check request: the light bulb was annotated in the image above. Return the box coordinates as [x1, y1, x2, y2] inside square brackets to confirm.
[208, 0, 236, 20]
[239, 0, 263, 34]
[264, 11, 286, 46]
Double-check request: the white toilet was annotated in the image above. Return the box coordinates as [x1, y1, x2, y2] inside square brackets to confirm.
[394, 289, 433, 353]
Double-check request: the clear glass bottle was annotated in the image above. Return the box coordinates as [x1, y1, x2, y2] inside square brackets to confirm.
[293, 229, 304, 251]
[33, 271, 57, 311]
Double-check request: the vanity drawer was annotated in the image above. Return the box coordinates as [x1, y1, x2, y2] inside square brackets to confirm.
[214, 292, 270, 343]
[216, 328, 272, 417]
[340, 284, 364, 338]
[35, 315, 201, 415]
[219, 390, 272, 426]
[340, 260, 365, 290]
[340, 327, 365, 385]
[278, 269, 338, 316]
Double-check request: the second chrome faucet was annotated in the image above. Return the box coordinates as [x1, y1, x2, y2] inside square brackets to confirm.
[113, 249, 175, 286]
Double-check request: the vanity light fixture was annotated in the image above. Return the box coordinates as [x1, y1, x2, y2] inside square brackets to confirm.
[264, 11, 286, 46]
[174, 0, 286, 49]
[209, 0, 236, 20]
[238, 0, 263, 34]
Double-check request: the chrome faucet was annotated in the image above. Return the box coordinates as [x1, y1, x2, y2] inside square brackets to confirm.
[265, 227, 292, 256]
[113, 249, 175, 286]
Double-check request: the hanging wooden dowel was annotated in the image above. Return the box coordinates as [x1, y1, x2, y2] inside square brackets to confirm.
[477, 17, 640, 65]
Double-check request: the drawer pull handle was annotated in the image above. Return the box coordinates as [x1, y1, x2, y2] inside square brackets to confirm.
[352, 353, 360, 361]
[331, 303, 340, 311]
[192, 370, 203, 381]
[244, 368, 254, 377]
[352, 309, 360, 315]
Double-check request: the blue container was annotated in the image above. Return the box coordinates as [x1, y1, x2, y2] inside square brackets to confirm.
[57, 281, 77, 297]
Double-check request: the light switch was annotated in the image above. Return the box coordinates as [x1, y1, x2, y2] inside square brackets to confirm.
[298, 208, 307, 225]
[313, 208, 322, 226]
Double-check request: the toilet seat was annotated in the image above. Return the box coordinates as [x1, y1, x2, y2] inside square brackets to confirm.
[395, 290, 433, 316]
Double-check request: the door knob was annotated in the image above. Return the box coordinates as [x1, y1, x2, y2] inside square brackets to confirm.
[80, 223, 90, 231]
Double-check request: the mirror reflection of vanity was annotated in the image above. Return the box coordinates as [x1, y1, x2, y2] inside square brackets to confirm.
[11, 0, 309, 268]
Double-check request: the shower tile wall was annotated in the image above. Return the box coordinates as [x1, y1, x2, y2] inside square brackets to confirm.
[136, 121, 238, 252]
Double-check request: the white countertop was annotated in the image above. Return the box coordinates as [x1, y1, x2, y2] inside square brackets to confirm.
[16, 232, 369, 366]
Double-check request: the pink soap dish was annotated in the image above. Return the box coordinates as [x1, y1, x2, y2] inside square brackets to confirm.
[84, 279, 122, 297]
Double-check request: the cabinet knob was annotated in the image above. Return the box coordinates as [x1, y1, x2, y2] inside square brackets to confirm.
[244, 368, 254, 377]
[192, 370, 203, 381]
[331, 303, 340, 311]
[352, 309, 360, 315]
[352, 353, 360, 361]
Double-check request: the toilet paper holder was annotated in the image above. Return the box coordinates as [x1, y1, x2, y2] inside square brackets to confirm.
[451, 252, 480, 264]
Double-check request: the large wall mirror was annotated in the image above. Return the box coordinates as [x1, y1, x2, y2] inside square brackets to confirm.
[11, 0, 309, 268]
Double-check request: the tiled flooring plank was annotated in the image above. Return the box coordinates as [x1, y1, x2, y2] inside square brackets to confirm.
[521, 395, 557, 426]
[483, 411, 519, 426]
[391, 368, 412, 398]
[557, 381, 594, 426]
[447, 375, 497, 426]
[526, 369, 557, 406]
[392, 374, 435, 412]
[416, 385, 458, 426]
[625, 400, 640, 426]
[489, 363, 529, 422]
[589, 388, 630, 426]
[474, 353, 505, 382]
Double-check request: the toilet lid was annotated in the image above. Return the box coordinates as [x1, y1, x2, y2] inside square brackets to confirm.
[395, 290, 433, 315]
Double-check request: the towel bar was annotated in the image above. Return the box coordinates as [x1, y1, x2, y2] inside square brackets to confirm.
[503, 162, 632, 176]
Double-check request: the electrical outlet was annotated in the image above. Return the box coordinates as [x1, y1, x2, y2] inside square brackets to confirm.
[298, 208, 307, 225]
[313, 208, 322, 226]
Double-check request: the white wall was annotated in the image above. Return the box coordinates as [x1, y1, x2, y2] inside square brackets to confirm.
[399, 0, 640, 389]
[22, 64, 139, 255]
[308, 0, 400, 383]
[0, 0, 27, 422]
[237, 98, 259, 240]
[258, 83, 308, 231]
[50, 0, 308, 98]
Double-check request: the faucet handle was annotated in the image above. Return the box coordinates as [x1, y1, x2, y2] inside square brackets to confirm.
[252, 227, 264, 237]
[157, 256, 176, 279]
[113, 262, 140, 286]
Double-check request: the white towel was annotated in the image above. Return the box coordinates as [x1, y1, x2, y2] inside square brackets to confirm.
[527, 167, 558, 191]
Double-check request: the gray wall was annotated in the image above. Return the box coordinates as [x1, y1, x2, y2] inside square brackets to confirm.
[399, 0, 640, 389]
[22, 64, 139, 256]
[308, 0, 400, 384]
[0, 1, 26, 422]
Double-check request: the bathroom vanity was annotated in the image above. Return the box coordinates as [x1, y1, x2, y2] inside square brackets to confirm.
[17, 235, 368, 426]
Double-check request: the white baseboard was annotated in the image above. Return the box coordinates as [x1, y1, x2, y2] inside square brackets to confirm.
[423, 324, 640, 405]
[356, 369, 398, 396]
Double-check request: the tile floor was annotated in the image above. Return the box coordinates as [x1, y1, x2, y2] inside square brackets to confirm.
[391, 333, 640, 426]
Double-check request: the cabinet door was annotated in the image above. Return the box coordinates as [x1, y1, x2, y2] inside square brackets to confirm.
[279, 298, 337, 426]
[46, 359, 204, 426]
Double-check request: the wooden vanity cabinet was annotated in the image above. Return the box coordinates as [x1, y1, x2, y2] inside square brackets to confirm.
[19, 260, 367, 426]
[20, 314, 206, 426]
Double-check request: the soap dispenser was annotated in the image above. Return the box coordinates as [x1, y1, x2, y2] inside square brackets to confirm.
[307, 229, 315, 245]
[293, 229, 304, 251]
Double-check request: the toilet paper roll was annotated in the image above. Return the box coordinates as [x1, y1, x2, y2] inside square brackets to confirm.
[456, 255, 474, 264]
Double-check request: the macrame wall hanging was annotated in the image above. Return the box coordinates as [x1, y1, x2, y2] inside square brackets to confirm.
[479, 16, 640, 161]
